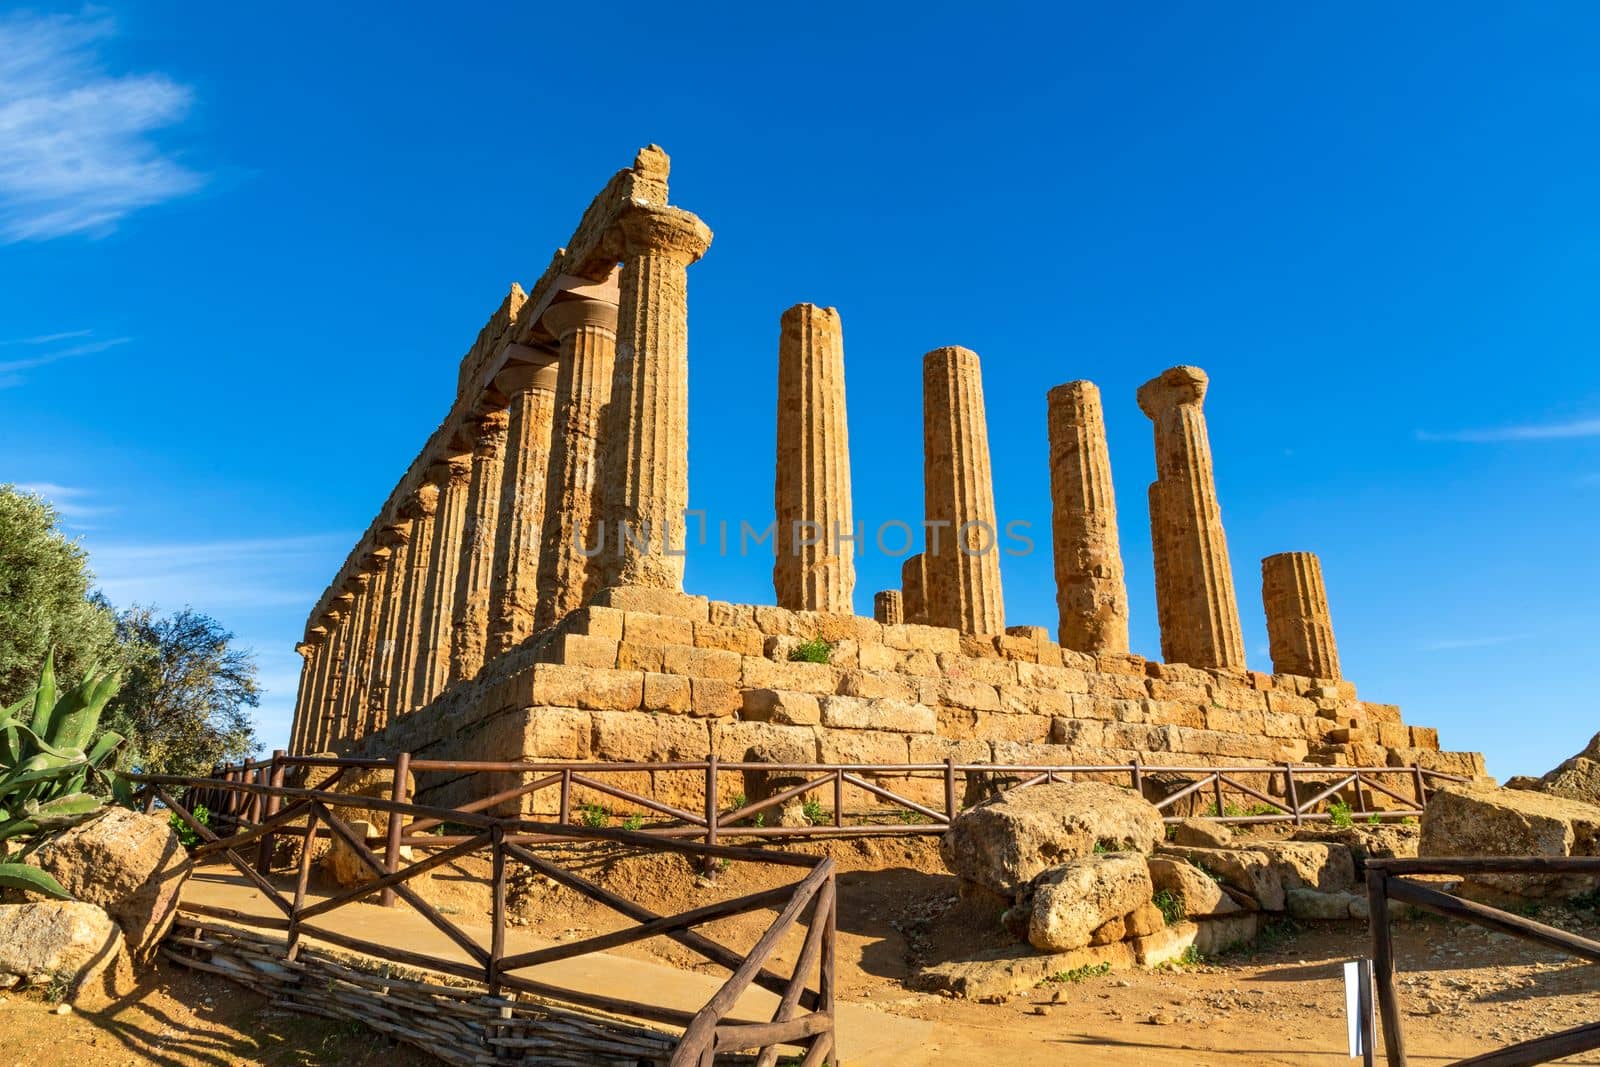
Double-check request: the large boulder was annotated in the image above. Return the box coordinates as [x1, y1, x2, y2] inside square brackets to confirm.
[0, 902, 125, 991]
[35, 807, 190, 962]
[1251, 841, 1356, 892]
[1026, 853, 1153, 952]
[1158, 845, 1287, 911]
[1420, 784, 1600, 899]
[1512, 732, 1600, 806]
[318, 765, 417, 839]
[941, 781, 1164, 897]
[322, 818, 413, 888]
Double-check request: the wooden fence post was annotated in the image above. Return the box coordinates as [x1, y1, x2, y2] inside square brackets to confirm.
[943, 758, 956, 822]
[1285, 764, 1303, 826]
[382, 752, 411, 908]
[1366, 867, 1407, 1067]
[489, 825, 506, 996]
[703, 754, 719, 875]
[256, 750, 285, 874]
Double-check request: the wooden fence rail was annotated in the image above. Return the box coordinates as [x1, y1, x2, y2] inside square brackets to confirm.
[132, 771, 838, 1065]
[1364, 856, 1600, 1067]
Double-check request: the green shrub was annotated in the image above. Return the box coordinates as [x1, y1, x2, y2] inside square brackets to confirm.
[788, 638, 833, 664]
[0, 651, 124, 898]
[170, 803, 210, 849]
[621, 813, 644, 832]
[802, 798, 826, 825]
[1328, 800, 1355, 829]
[577, 802, 609, 829]
[1042, 961, 1112, 984]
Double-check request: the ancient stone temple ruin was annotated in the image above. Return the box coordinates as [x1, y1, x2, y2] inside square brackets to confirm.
[287, 145, 1482, 810]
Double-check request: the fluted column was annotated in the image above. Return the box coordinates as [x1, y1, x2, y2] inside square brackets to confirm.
[533, 300, 616, 632]
[922, 346, 1005, 635]
[316, 598, 352, 750]
[1261, 551, 1341, 679]
[874, 590, 904, 625]
[1047, 381, 1130, 654]
[336, 578, 373, 743]
[413, 454, 473, 705]
[350, 564, 389, 740]
[774, 303, 855, 612]
[302, 623, 333, 753]
[392, 486, 439, 714]
[598, 205, 713, 590]
[450, 409, 510, 683]
[901, 553, 928, 625]
[366, 520, 412, 733]
[1137, 365, 1246, 669]
[289, 640, 315, 754]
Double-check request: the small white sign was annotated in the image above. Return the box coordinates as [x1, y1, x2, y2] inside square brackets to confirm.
[1344, 958, 1374, 1061]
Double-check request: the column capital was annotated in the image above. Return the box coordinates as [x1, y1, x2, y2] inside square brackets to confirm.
[342, 573, 370, 595]
[494, 359, 559, 397]
[331, 592, 356, 612]
[542, 296, 619, 340]
[358, 546, 392, 573]
[1046, 379, 1100, 410]
[295, 642, 315, 658]
[1137, 365, 1208, 418]
[402, 481, 440, 519]
[616, 204, 713, 266]
[469, 408, 510, 457]
[425, 453, 474, 490]
[305, 624, 329, 643]
[378, 519, 414, 547]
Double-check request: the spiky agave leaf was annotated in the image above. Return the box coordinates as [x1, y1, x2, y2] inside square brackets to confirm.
[0, 862, 71, 899]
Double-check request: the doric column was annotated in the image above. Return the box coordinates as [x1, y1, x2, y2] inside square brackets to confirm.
[1046, 381, 1130, 654]
[392, 485, 439, 714]
[301, 623, 332, 753]
[874, 590, 904, 625]
[413, 454, 473, 706]
[316, 598, 352, 750]
[533, 300, 616, 632]
[922, 346, 1005, 635]
[774, 303, 855, 613]
[598, 205, 713, 590]
[449, 408, 511, 683]
[366, 520, 412, 734]
[334, 577, 371, 743]
[901, 553, 928, 625]
[1261, 551, 1341, 679]
[289, 640, 315, 754]
[1137, 365, 1246, 669]
[344, 567, 383, 740]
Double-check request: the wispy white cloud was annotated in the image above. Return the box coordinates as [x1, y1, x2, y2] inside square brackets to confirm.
[1, 329, 92, 345]
[1417, 418, 1600, 443]
[0, 335, 130, 383]
[89, 533, 353, 612]
[1424, 634, 1533, 652]
[0, 9, 203, 241]
[13, 481, 111, 520]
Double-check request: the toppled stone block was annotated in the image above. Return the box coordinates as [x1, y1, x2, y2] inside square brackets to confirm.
[1131, 919, 1198, 966]
[1421, 784, 1600, 899]
[1285, 887, 1366, 921]
[36, 807, 189, 964]
[1158, 845, 1286, 912]
[1170, 817, 1233, 848]
[1193, 913, 1260, 955]
[1028, 853, 1153, 952]
[941, 781, 1165, 896]
[910, 941, 1135, 1000]
[1251, 841, 1356, 892]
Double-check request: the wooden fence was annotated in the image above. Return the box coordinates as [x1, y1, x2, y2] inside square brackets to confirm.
[132, 770, 837, 1066]
[1364, 856, 1600, 1067]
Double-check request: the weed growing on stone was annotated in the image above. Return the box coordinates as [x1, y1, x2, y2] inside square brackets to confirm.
[578, 802, 609, 828]
[621, 813, 644, 831]
[1328, 800, 1355, 829]
[788, 637, 833, 664]
[1042, 961, 1112, 984]
[1153, 888, 1185, 926]
[802, 798, 827, 825]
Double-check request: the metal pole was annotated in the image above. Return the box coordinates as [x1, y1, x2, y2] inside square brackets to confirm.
[381, 751, 411, 908]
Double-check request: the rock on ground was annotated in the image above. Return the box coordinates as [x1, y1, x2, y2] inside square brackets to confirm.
[1158, 845, 1287, 912]
[1251, 841, 1356, 892]
[941, 781, 1164, 897]
[35, 807, 190, 963]
[0, 902, 125, 991]
[1170, 818, 1233, 848]
[1420, 784, 1600, 899]
[1027, 853, 1153, 952]
[323, 818, 413, 888]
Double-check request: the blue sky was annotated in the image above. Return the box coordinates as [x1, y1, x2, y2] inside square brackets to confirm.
[2, 4, 1597, 780]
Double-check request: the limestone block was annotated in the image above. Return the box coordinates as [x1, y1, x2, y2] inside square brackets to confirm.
[592, 588, 710, 620]
[882, 623, 960, 654]
[687, 677, 741, 718]
[1204, 706, 1266, 735]
[524, 708, 592, 760]
[642, 673, 691, 713]
[564, 605, 626, 640]
[1251, 841, 1356, 892]
[530, 664, 643, 711]
[1000, 685, 1078, 717]
[1264, 690, 1317, 716]
[1050, 719, 1106, 748]
[713, 720, 819, 761]
[1421, 783, 1600, 898]
[1285, 887, 1365, 921]
[1147, 679, 1208, 703]
[1124, 901, 1166, 939]
[817, 729, 909, 765]
[858, 643, 898, 671]
[1361, 702, 1402, 725]
[692, 622, 765, 656]
[1192, 913, 1259, 956]
[909, 736, 993, 764]
[549, 633, 619, 669]
[622, 612, 695, 647]
[836, 669, 917, 701]
[591, 710, 708, 762]
[1376, 723, 1412, 748]
[1146, 857, 1242, 918]
[819, 695, 936, 733]
[996, 634, 1040, 662]
[662, 644, 742, 681]
[1086, 673, 1149, 701]
[900, 649, 941, 675]
[1409, 725, 1440, 749]
[961, 711, 1053, 743]
[939, 653, 1017, 688]
[741, 657, 840, 695]
[1159, 846, 1286, 912]
[1132, 920, 1199, 967]
[752, 604, 811, 637]
[1170, 818, 1233, 848]
[1026, 853, 1153, 952]
[617, 641, 665, 673]
[740, 689, 821, 726]
[937, 677, 1001, 711]
[707, 601, 756, 627]
[1143, 700, 1206, 729]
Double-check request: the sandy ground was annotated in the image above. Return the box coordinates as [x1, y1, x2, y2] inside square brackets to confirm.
[6, 835, 1598, 1065]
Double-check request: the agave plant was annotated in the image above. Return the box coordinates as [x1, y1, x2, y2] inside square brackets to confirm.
[0, 651, 124, 898]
